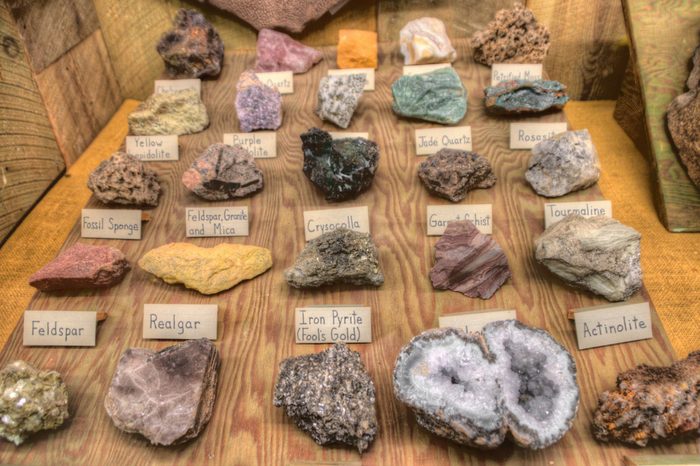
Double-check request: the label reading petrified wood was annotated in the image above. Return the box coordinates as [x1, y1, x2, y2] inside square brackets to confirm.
[439, 309, 517, 333]
[81, 209, 142, 240]
[303, 206, 369, 241]
[427, 204, 492, 235]
[143, 304, 217, 340]
[23, 311, 96, 346]
[186, 206, 249, 237]
[544, 200, 612, 228]
[510, 122, 568, 149]
[574, 302, 653, 350]
[491, 64, 543, 86]
[126, 135, 179, 161]
[415, 126, 472, 155]
[223, 132, 277, 158]
[403, 63, 452, 76]
[255, 71, 294, 94]
[327, 68, 375, 91]
[295, 306, 371, 344]
[154, 78, 201, 95]
[329, 132, 370, 140]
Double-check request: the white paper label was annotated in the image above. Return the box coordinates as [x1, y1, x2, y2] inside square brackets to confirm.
[126, 135, 178, 161]
[186, 206, 249, 237]
[439, 309, 517, 333]
[510, 122, 568, 149]
[154, 79, 201, 95]
[574, 302, 653, 350]
[415, 126, 472, 155]
[295, 306, 371, 343]
[23, 311, 97, 346]
[303, 206, 369, 241]
[491, 64, 543, 85]
[81, 209, 141, 239]
[427, 204, 492, 235]
[143, 304, 217, 340]
[327, 68, 375, 91]
[403, 63, 452, 76]
[544, 200, 612, 228]
[224, 132, 277, 158]
[255, 71, 294, 94]
[329, 132, 369, 140]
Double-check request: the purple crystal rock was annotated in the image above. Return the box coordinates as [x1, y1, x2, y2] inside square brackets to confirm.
[255, 29, 322, 73]
[235, 69, 282, 132]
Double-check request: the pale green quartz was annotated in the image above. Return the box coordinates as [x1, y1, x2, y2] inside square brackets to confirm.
[128, 88, 209, 136]
[391, 67, 467, 124]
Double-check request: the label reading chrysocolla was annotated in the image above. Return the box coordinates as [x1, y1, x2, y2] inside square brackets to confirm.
[403, 63, 452, 76]
[23, 311, 97, 346]
[255, 71, 294, 94]
[327, 68, 375, 91]
[154, 78, 201, 95]
[491, 64, 543, 86]
[303, 206, 369, 241]
[81, 209, 141, 239]
[574, 302, 652, 350]
[415, 126, 472, 155]
[186, 206, 249, 237]
[510, 122, 568, 149]
[439, 309, 517, 333]
[223, 132, 277, 158]
[143, 304, 217, 340]
[544, 200, 612, 228]
[126, 135, 179, 161]
[427, 204, 492, 235]
[295, 306, 371, 343]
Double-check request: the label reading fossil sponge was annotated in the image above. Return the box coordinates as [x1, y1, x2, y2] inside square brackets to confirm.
[295, 306, 371, 344]
[223, 132, 277, 158]
[81, 209, 142, 240]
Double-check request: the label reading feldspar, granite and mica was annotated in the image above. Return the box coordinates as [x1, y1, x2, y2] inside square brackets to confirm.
[255, 71, 294, 94]
[403, 63, 452, 75]
[327, 68, 375, 91]
[303, 206, 370, 241]
[491, 64, 543, 85]
[415, 126, 472, 155]
[81, 209, 141, 240]
[295, 306, 371, 344]
[154, 78, 201, 95]
[223, 132, 277, 158]
[329, 132, 369, 140]
[574, 302, 652, 350]
[186, 206, 249, 237]
[544, 200, 612, 228]
[510, 122, 568, 149]
[143, 304, 217, 340]
[126, 135, 179, 161]
[427, 204, 492, 235]
[23, 311, 96, 346]
[439, 309, 517, 333]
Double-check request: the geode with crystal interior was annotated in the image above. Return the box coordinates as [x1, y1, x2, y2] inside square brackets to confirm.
[484, 80, 569, 115]
[88, 152, 161, 206]
[273, 344, 378, 453]
[301, 127, 379, 201]
[128, 88, 209, 136]
[255, 28, 322, 73]
[316, 74, 366, 128]
[391, 67, 467, 125]
[393, 321, 579, 449]
[593, 351, 700, 446]
[235, 69, 282, 132]
[418, 149, 496, 202]
[400, 17, 456, 65]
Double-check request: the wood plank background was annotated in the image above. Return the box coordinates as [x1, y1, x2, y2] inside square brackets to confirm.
[0, 40, 695, 465]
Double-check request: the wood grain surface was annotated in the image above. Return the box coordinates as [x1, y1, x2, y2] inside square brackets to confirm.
[614, 56, 650, 159]
[0, 40, 696, 465]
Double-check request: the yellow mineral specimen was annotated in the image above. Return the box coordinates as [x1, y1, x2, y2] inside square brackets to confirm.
[336, 29, 378, 69]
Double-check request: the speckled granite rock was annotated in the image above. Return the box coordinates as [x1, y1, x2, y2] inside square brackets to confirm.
[273, 344, 378, 452]
[535, 214, 642, 302]
[593, 351, 700, 446]
[128, 89, 209, 136]
[392, 67, 467, 124]
[484, 80, 568, 115]
[182, 143, 263, 200]
[0, 361, 69, 446]
[105, 339, 219, 446]
[418, 149, 496, 202]
[156, 9, 224, 78]
[400, 17, 456, 65]
[337, 29, 377, 69]
[285, 228, 384, 288]
[393, 321, 579, 449]
[255, 28, 322, 73]
[316, 74, 366, 128]
[235, 69, 282, 132]
[88, 152, 161, 206]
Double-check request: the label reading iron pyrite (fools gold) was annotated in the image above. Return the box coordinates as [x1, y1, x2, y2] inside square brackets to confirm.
[295, 306, 371, 344]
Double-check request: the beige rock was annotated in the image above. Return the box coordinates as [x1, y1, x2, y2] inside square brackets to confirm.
[400, 17, 456, 65]
[128, 89, 209, 136]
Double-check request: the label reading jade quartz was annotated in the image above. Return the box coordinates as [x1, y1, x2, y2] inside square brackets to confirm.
[327, 68, 375, 91]
[329, 132, 369, 140]
[223, 132, 277, 158]
[427, 204, 492, 235]
[491, 64, 543, 86]
[295, 306, 371, 343]
[143, 304, 217, 340]
[574, 302, 652, 350]
[439, 309, 517, 333]
[415, 126, 472, 155]
[403, 63, 452, 76]
[23, 311, 97, 346]
[510, 122, 568, 149]
[126, 135, 179, 161]
[544, 200, 612, 228]
[154, 78, 201, 95]
[81, 209, 141, 239]
[186, 206, 249, 237]
[255, 71, 294, 94]
[303, 206, 369, 241]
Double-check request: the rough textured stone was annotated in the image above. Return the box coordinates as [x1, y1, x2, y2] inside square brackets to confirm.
[156, 9, 224, 79]
[105, 339, 219, 446]
[392, 67, 467, 125]
[471, 3, 550, 65]
[255, 29, 322, 73]
[29, 243, 130, 291]
[525, 130, 600, 197]
[535, 214, 642, 302]
[235, 69, 282, 132]
[128, 89, 209, 136]
[301, 128, 379, 201]
[593, 351, 700, 447]
[418, 149, 496, 202]
[182, 143, 263, 200]
[0, 361, 69, 446]
[430, 220, 510, 299]
[285, 228, 384, 288]
[484, 80, 568, 115]
[399, 17, 456, 65]
[88, 152, 161, 207]
[337, 29, 377, 69]
[273, 344, 378, 453]
[393, 321, 579, 450]
[316, 74, 366, 129]
[139, 243, 272, 295]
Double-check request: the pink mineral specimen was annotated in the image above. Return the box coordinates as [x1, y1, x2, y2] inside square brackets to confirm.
[235, 69, 282, 132]
[255, 29, 322, 74]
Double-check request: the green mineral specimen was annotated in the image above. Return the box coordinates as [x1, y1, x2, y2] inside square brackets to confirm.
[391, 67, 467, 124]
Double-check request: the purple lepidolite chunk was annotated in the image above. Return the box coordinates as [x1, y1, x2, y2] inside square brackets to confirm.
[235, 69, 282, 132]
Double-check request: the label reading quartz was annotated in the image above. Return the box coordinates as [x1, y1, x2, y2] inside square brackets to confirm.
[143, 304, 217, 340]
[403, 63, 452, 75]
[510, 122, 568, 149]
[303, 206, 369, 241]
[574, 302, 652, 350]
[255, 71, 294, 94]
[154, 78, 201, 95]
[544, 200, 612, 228]
[415, 126, 472, 155]
[439, 309, 517, 333]
[491, 64, 543, 85]
[81, 209, 141, 239]
[327, 68, 375, 91]
[186, 206, 249, 237]
[427, 204, 492, 235]
[23, 311, 97, 346]
[295, 306, 371, 344]
[223, 132, 277, 158]
[126, 135, 178, 161]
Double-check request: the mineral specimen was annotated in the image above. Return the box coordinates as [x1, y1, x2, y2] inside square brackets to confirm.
[156, 9, 224, 79]
[418, 149, 496, 202]
[0, 361, 69, 446]
[273, 344, 378, 452]
[235, 69, 282, 132]
[128, 88, 209, 136]
[139, 243, 272, 295]
[535, 214, 642, 302]
[182, 143, 263, 200]
[399, 17, 456, 65]
[255, 28, 323, 73]
[88, 152, 161, 206]
[394, 321, 579, 449]
[285, 228, 384, 288]
[391, 67, 467, 125]
[525, 129, 600, 197]
[316, 74, 366, 128]
[104, 339, 220, 446]
[484, 80, 569, 115]
[471, 3, 550, 65]
[430, 220, 510, 299]
[29, 243, 130, 291]
[301, 127, 379, 201]
[336, 29, 377, 69]
[593, 351, 700, 446]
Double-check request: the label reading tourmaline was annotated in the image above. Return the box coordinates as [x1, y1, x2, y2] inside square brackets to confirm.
[255, 71, 294, 94]
[415, 126, 472, 155]
[303, 206, 369, 241]
[574, 302, 652, 350]
[327, 68, 375, 91]
[427, 204, 492, 235]
[403, 63, 452, 76]
[510, 122, 568, 149]
[439, 309, 517, 333]
[186, 206, 249, 237]
[81, 209, 142, 239]
[491, 64, 543, 86]
[23, 311, 97, 346]
[143, 304, 217, 340]
[154, 78, 201, 95]
[544, 200, 612, 228]
[223, 132, 277, 158]
[126, 135, 179, 161]
[295, 306, 371, 343]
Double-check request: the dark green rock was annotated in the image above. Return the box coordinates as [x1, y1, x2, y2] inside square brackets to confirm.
[391, 67, 467, 124]
[484, 79, 568, 115]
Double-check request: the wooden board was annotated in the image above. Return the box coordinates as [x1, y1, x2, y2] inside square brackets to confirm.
[614, 56, 651, 159]
[0, 40, 696, 464]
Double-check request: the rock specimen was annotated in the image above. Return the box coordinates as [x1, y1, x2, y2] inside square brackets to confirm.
[430, 220, 510, 299]
[593, 351, 700, 446]
[139, 243, 272, 295]
[484, 80, 569, 115]
[471, 3, 550, 65]
[273, 344, 378, 452]
[418, 149, 496, 202]
[105, 339, 220, 446]
[128, 88, 209, 136]
[182, 143, 263, 200]
[255, 28, 322, 73]
[393, 321, 579, 449]
[535, 214, 642, 302]
[29, 243, 130, 291]
[392, 67, 467, 125]
[399, 17, 456, 65]
[285, 228, 384, 288]
[88, 152, 161, 206]
[301, 128, 379, 201]
[337, 29, 377, 69]
[0, 361, 69, 446]
[525, 129, 600, 197]
[316, 74, 366, 128]
[156, 9, 224, 79]
[235, 69, 282, 132]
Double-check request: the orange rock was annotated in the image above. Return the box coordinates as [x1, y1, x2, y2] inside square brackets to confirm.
[337, 29, 377, 69]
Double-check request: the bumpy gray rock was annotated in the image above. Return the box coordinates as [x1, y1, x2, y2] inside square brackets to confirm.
[88, 152, 161, 206]
[128, 89, 209, 136]
[316, 74, 366, 128]
[418, 149, 496, 202]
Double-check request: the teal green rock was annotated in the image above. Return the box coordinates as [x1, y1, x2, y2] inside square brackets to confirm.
[391, 67, 467, 124]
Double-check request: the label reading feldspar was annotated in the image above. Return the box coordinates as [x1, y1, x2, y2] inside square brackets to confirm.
[223, 132, 277, 158]
[81, 209, 141, 240]
[510, 122, 568, 149]
[403, 63, 452, 76]
[491, 64, 543, 86]
[154, 78, 201, 95]
[143, 304, 217, 340]
[23, 311, 97, 346]
[255, 71, 294, 94]
[295, 306, 371, 344]
[327, 68, 375, 91]
[126, 135, 179, 161]
[186, 206, 249, 237]
[544, 200, 612, 228]
[439, 309, 517, 333]
[329, 132, 369, 140]
[303, 206, 369, 241]
[574, 302, 652, 350]
[427, 204, 492, 235]
[415, 126, 472, 155]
